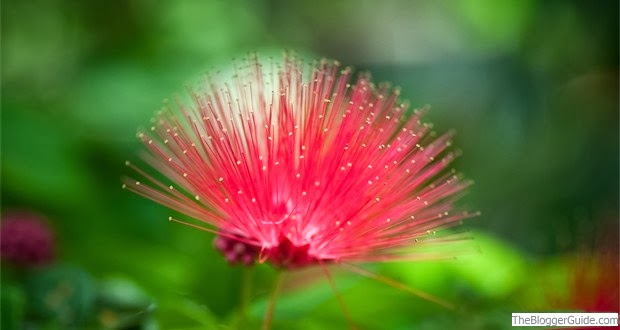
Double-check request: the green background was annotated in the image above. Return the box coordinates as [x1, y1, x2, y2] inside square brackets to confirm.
[2, 0, 618, 329]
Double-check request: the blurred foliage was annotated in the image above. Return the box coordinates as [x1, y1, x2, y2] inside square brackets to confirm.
[1, 0, 618, 329]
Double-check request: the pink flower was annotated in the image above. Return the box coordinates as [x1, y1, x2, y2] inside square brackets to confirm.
[1, 211, 56, 268]
[124, 54, 475, 269]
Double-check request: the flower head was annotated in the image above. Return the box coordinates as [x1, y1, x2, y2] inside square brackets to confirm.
[124, 54, 475, 269]
[1, 211, 56, 268]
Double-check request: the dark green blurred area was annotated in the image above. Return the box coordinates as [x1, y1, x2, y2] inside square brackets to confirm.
[2, 0, 618, 329]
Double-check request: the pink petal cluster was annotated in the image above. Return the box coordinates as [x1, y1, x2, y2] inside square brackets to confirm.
[1, 211, 55, 267]
[124, 54, 475, 269]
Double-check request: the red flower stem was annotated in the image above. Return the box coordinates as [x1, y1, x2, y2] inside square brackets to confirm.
[262, 270, 284, 330]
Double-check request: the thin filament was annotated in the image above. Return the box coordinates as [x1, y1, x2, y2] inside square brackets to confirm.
[320, 261, 358, 330]
[342, 263, 457, 310]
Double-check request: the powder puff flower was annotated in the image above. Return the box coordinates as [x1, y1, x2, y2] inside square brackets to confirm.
[124, 54, 477, 328]
[124, 54, 475, 269]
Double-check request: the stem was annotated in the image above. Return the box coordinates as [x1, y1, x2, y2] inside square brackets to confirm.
[320, 262, 357, 330]
[262, 271, 284, 330]
[240, 267, 253, 323]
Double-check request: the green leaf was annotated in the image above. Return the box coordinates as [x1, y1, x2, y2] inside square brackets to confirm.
[26, 265, 97, 327]
[157, 297, 220, 329]
[249, 268, 362, 321]
[99, 276, 153, 310]
[1, 282, 26, 330]
[450, 231, 527, 300]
